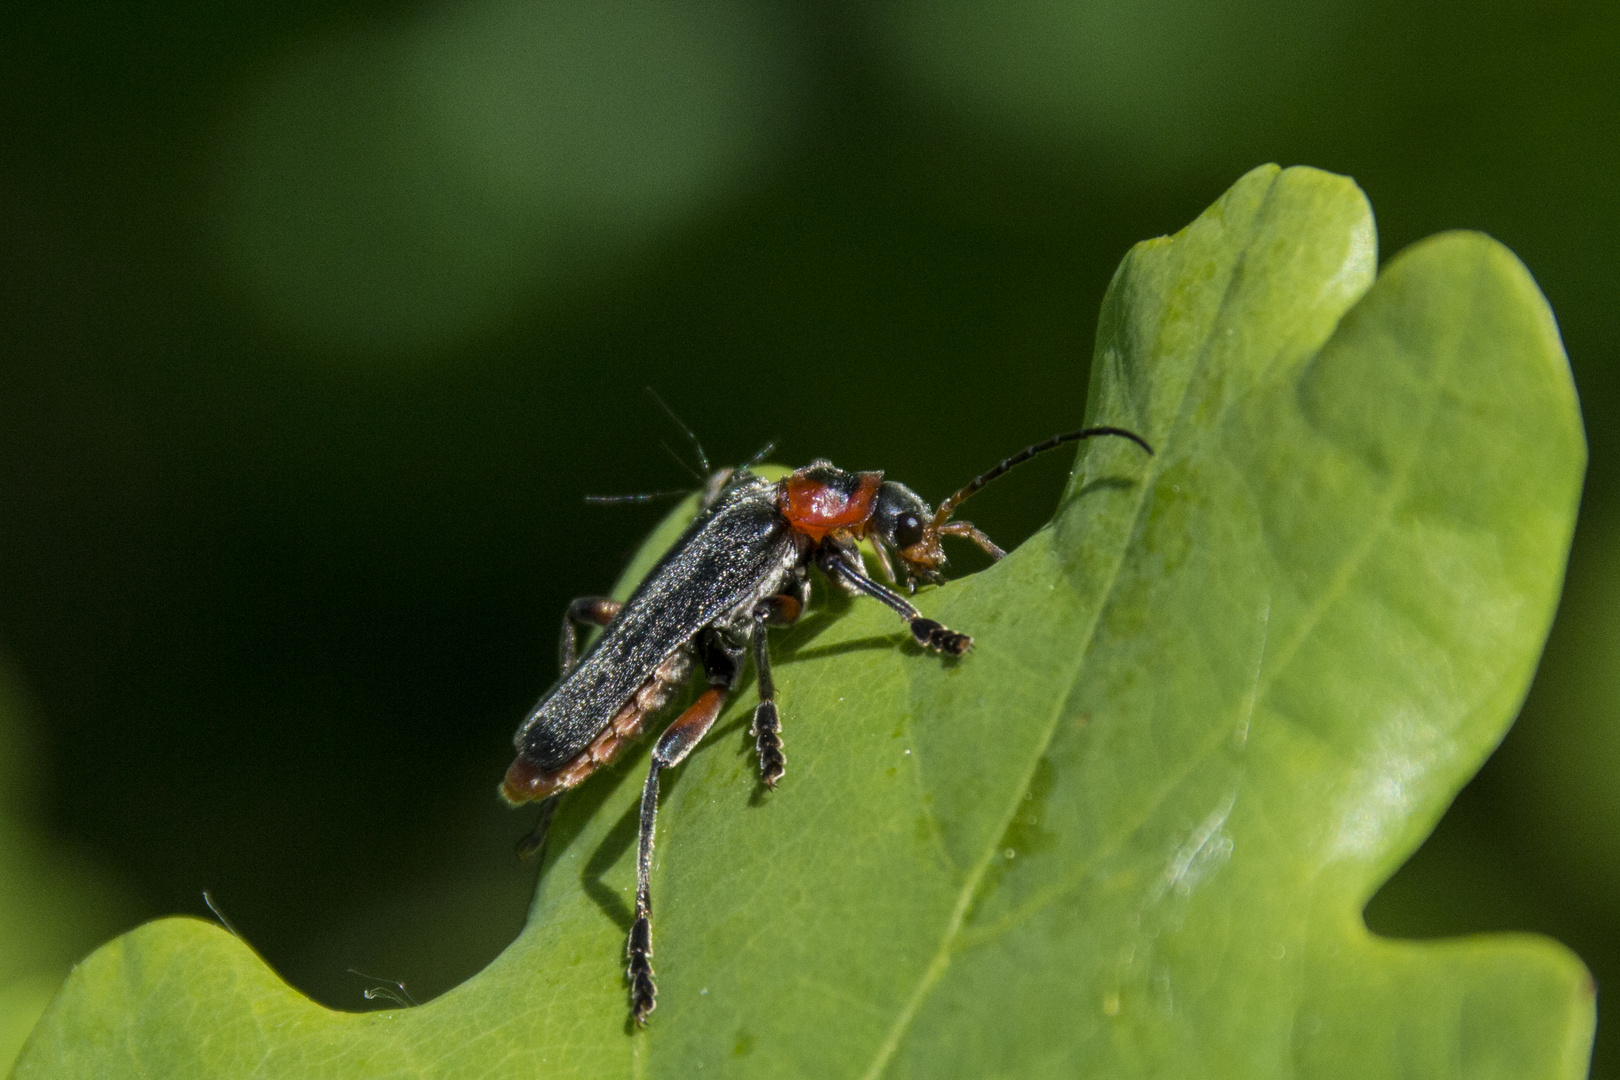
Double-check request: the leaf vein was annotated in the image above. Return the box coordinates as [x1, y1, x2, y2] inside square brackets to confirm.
[854, 174, 1283, 1078]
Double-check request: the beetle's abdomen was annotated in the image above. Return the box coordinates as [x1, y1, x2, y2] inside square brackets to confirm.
[502, 647, 693, 805]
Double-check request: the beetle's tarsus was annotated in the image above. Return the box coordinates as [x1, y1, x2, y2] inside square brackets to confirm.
[910, 617, 972, 656]
[627, 914, 656, 1024]
[753, 701, 786, 788]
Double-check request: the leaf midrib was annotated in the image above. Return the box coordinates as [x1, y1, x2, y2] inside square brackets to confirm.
[852, 174, 1290, 1080]
[873, 207, 1478, 1028]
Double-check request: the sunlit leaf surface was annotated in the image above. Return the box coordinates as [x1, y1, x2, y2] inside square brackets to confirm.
[0, 672, 130, 1076]
[12, 165, 1591, 1079]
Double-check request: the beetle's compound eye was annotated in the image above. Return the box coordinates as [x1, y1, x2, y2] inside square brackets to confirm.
[893, 512, 924, 549]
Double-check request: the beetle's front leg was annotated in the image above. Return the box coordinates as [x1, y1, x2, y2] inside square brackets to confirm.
[749, 592, 802, 788]
[817, 547, 972, 656]
[559, 596, 621, 675]
[627, 636, 741, 1025]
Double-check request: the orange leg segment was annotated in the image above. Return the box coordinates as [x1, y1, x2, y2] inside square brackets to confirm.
[560, 596, 622, 675]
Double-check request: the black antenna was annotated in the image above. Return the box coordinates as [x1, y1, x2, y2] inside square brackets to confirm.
[657, 441, 705, 484]
[646, 388, 710, 476]
[739, 439, 778, 472]
[584, 488, 693, 506]
[932, 426, 1154, 528]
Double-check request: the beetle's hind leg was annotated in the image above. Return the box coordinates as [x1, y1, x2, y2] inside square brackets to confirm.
[559, 596, 621, 675]
[628, 638, 741, 1025]
[515, 793, 563, 862]
[749, 592, 802, 788]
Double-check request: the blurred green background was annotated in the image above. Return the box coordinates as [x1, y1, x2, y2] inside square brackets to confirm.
[0, 0, 1614, 1072]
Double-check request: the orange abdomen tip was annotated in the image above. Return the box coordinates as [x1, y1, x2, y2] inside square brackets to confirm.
[502, 755, 559, 806]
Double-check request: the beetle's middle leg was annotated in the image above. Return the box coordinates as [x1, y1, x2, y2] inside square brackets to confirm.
[749, 592, 801, 788]
[628, 636, 741, 1025]
[559, 596, 621, 675]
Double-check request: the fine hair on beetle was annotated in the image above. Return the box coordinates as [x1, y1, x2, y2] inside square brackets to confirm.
[502, 421, 1153, 1026]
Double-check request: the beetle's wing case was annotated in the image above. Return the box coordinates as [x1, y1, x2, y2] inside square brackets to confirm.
[515, 472, 799, 771]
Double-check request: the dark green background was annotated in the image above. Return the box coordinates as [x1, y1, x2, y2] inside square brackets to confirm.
[2, 0, 1615, 1072]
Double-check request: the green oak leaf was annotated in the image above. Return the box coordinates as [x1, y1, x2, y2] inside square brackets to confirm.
[11, 164, 1592, 1079]
[0, 669, 132, 1076]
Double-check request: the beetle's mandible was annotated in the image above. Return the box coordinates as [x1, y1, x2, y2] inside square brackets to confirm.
[501, 425, 1152, 1026]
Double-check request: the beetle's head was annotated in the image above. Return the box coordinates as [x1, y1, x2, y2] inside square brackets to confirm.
[877, 426, 1157, 590]
[868, 480, 949, 587]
